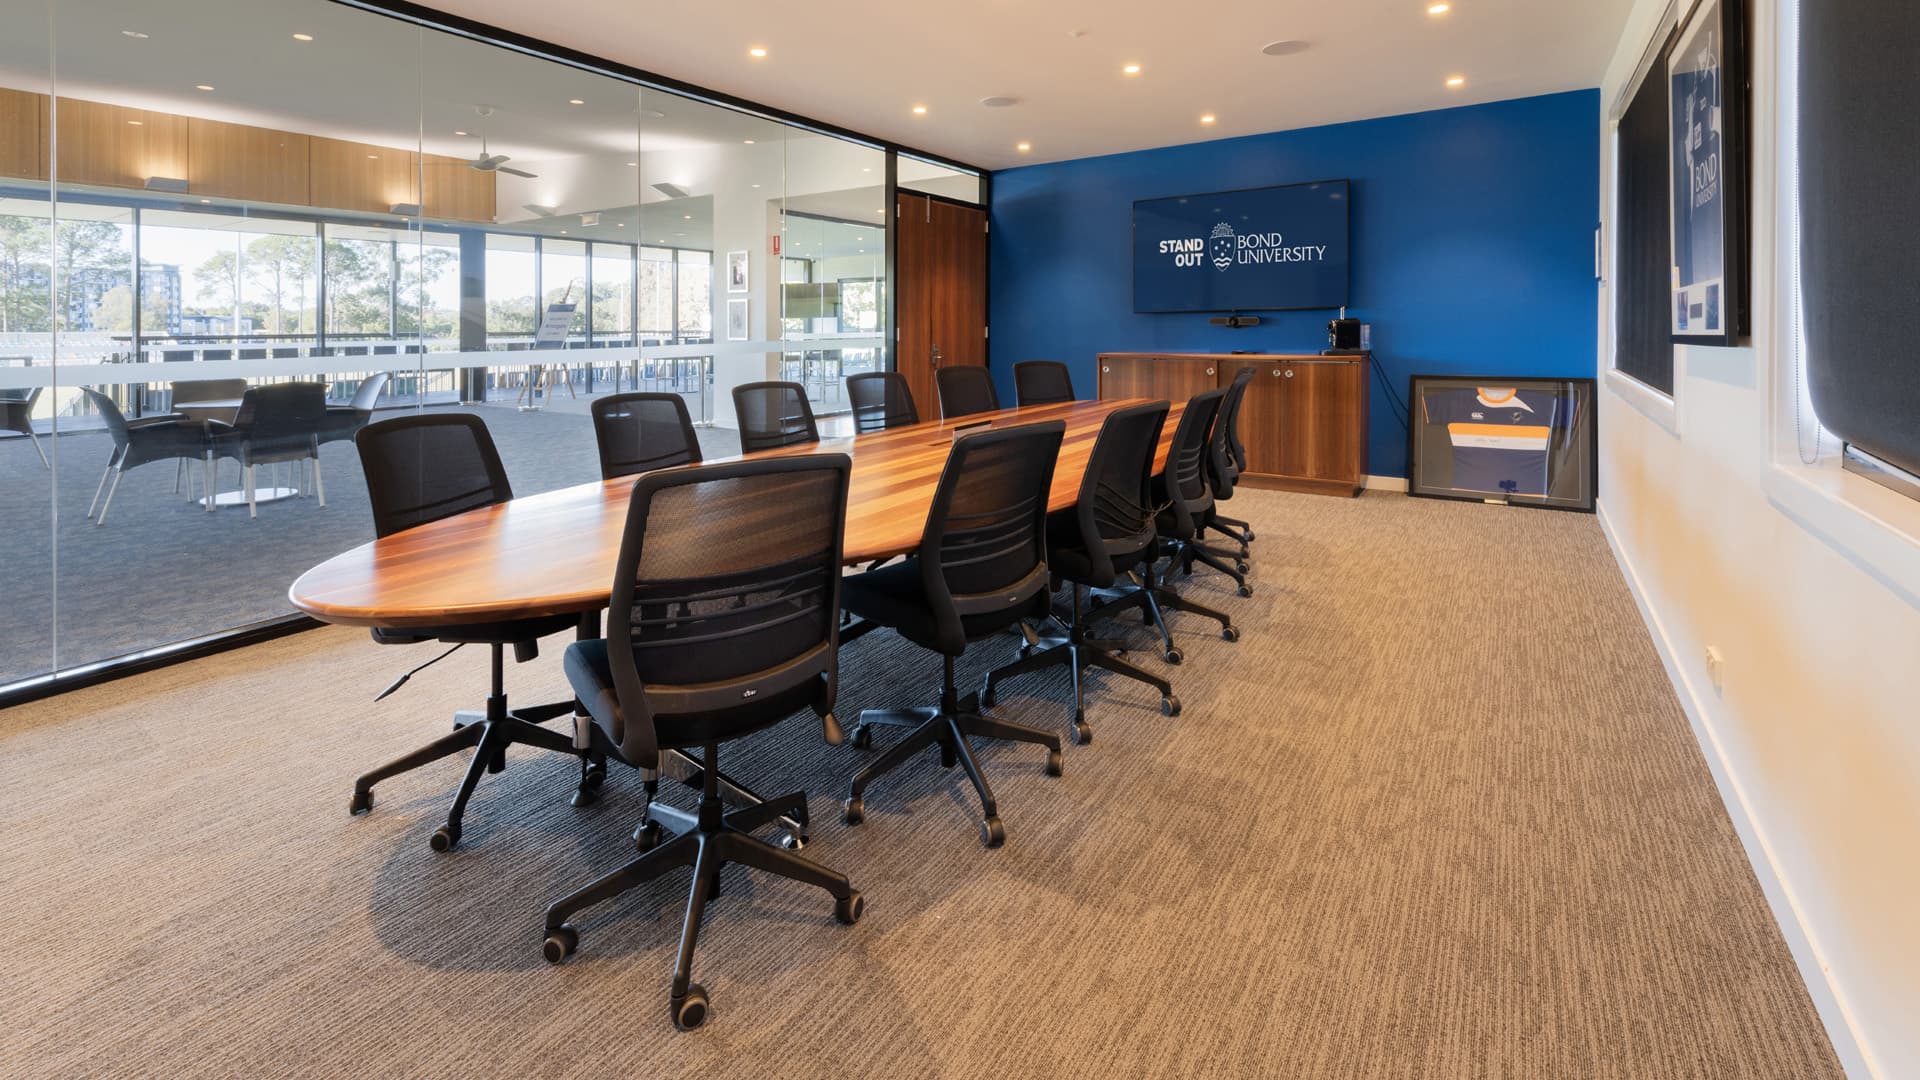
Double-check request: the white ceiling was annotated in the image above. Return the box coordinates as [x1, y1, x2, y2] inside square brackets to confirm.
[421, 0, 1636, 170]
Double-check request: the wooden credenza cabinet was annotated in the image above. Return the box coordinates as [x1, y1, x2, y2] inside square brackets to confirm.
[1096, 352, 1369, 497]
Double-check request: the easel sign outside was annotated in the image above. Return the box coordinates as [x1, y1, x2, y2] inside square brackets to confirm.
[534, 302, 577, 346]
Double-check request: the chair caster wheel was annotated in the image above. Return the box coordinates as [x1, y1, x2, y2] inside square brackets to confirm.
[1236, 561, 1251, 575]
[1162, 695, 1182, 717]
[1071, 718, 1092, 745]
[980, 685, 997, 707]
[842, 797, 865, 825]
[1044, 749, 1063, 777]
[1237, 584, 1254, 598]
[1244, 530, 1257, 542]
[1221, 625, 1240, 643]
[1163, 647, 1184, 665]
[980, 816, 1005, 848]
[542, 923, 578, 964]
[671, 984, 709, 1031]
[777, 829, 807, 851]
[349, 789, 372, 815]
[834, 890, 865, 925]
[634, 821, 664, 852]
[429, 824, 460, 852]
[582, 764, 606, 788]
[849, 725, 872, 750]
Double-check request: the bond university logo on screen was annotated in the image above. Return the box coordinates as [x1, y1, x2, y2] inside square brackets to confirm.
[1156, 221, 1330, 273]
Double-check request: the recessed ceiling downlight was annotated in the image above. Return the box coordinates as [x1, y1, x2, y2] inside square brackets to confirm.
[1261, 40, 1310, 56]
[979, 96, 1020, 108]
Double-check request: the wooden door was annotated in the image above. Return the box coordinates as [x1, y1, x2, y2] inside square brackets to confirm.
[1098, 355, 1219, 403]
[1261, 358, 1367, 488]
[895, 192, 987, 417]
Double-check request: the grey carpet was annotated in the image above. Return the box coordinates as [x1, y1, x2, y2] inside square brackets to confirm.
[0, 400, 735, 686]
[0, 489, 1842, 1078]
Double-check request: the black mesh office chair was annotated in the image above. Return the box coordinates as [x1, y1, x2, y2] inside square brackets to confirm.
[2, 386, 48, 468]
[1183, 367, 1255, 592]
[1204, 366, 1258, 553]
[732, 380, 818, 454]
[349, 413, 595, 852]
[542, 454, 862, 1030]
[980, 402, 1179, 742]
[591, 391, 702, 479]
[318, 371, 389, 448]
[846, 371, 919, 433]
[1012, 360, 1076, 406]
[1119, 388, 1239, 662]
[839, 422, 1067, 847]
[79, 388, 202, 524]
[935, 365, 1000, 419]
[205, 382, 329, 517]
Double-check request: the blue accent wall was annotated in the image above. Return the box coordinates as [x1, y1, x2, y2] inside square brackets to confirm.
[988, 89, 1600, 478]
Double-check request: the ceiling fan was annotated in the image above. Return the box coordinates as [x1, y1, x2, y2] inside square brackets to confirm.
[458, 105, 537, 179]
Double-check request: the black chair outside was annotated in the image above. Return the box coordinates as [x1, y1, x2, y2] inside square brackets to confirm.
[1012, 360, 1076, 406]
[318, 371, 390, 447]
[542, 454, 863, 1030]
[590, 391, 702, 479]
[78, 387, 199, 525]
[846, 371, 919, 433]
[839, 421, 1068, 847]
[1206, 365, 1258, 553]
[935, 365, 1000, 419]
[981, 402, 1180, 742]
[1128, 388, 1239, 660]
[205, 382, 328, 517]
[732, 380, 818, 454]
[1185, 366, 1255, 592]
[1, 385, 47, 468]
[348, 413, 595, 851]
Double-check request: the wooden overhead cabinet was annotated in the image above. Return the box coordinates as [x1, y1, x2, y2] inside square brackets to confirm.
[1097, 352, 1369, 496]
[0, 87, 48, 181]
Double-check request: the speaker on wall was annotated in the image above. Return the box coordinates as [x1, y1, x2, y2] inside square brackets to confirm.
[1800, 0, 1920, 478]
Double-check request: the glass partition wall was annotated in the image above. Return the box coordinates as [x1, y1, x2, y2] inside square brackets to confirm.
[0, 0, 976, 696]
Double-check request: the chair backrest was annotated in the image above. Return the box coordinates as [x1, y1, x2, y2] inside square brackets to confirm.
[591, 391, 702, 480]
[1225, 366, 1253, 471]
[1209, 367, 1255, 499]
[1071, 401, 1170, 588]
[732, 381, 818, 454]
[172, 378, 248, 407]
[916, 421, 1065, 655]
[1161, 388, 1225, 539]
[602, 453, 852, 766]
[355, 412, 512, 538]
[232, 382, 326, 455]
[1013, 360, 1076, 406]
[845, 371, 919, 433]
[80, 387, 132, 446]
[936, 365, 1000, 419]
[348, 371, 390, 415]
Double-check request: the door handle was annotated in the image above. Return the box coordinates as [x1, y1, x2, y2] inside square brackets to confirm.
[931, 344, 942, 368]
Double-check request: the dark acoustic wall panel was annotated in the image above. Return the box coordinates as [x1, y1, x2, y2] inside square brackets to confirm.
[1615, 50, 1675, 395]
[1800, 0, 1920, 477]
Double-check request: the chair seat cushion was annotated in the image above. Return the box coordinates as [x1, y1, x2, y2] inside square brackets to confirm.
[565, 638, 818, 756]
[842, 557, 1041, 653]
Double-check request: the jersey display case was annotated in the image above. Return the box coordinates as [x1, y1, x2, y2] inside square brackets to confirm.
[1407, 375, 1596, 512]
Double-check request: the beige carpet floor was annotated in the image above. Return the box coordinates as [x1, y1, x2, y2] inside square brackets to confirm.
[0, 489, 1842, 1079]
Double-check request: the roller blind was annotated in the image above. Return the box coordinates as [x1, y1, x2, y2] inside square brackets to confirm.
[1614, 39, 1675, 396]
[1799, 0, 1920, 477]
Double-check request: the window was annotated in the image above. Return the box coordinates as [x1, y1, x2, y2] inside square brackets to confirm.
[1612, 32, 1675, 396]
[485, 234, 537, 339]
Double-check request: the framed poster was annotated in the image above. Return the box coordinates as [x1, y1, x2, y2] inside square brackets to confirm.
[1407, 375, 1597, 512]
[725, 297, 749, 341]
[1667, 0, 1749, 344]
[726, 249, 750, 293]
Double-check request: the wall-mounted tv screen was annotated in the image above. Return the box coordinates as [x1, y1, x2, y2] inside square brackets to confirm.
[1133, 179, 1350, 313]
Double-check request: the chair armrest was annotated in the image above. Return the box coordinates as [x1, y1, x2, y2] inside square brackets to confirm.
[126, 412, 188, 429]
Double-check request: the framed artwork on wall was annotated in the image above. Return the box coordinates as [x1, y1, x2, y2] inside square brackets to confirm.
[726, 297, 749, 341]
[1407, 375, 1597, 512]
[1667, 0, 1750, 345]
[727, 249, 750, 293]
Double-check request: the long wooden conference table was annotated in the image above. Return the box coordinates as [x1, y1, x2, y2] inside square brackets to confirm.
[289, 398, 1182, 629]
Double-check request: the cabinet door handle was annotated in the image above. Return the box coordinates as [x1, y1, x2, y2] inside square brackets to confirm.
[1283, 369, 1295, 379]
[1101, 365, 1110, 373]
[1205, 367, 1215, 376]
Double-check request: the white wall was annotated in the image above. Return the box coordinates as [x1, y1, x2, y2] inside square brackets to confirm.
[1596, 1, 1920, 1076]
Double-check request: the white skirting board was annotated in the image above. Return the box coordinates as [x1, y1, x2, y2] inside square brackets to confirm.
[1597, 498, 1878, 1080]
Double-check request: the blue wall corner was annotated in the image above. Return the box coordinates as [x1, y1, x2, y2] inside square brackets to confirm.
[987, 89, 1600, 479]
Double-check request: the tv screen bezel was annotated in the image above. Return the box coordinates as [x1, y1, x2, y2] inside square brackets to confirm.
[1130, 177, 1352, 315]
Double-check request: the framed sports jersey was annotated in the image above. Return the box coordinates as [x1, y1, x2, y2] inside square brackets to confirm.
[1408, 376, 1596, 512]
[1668, 0, 1750, 345]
